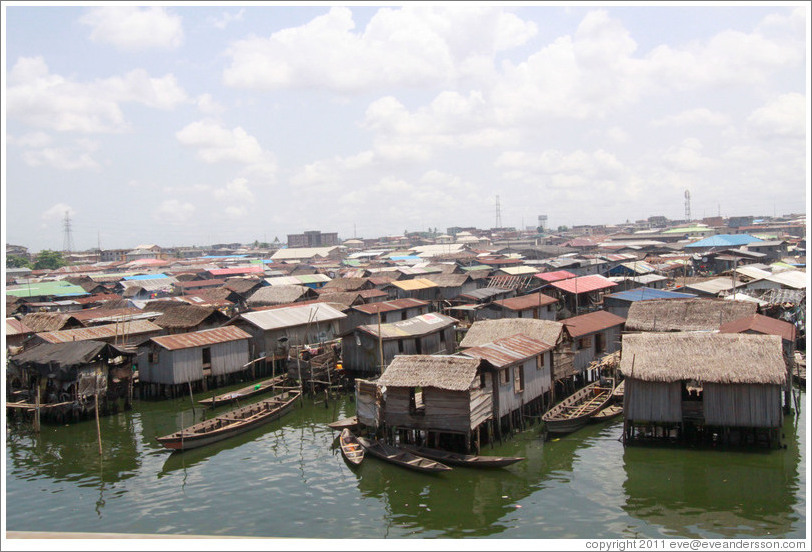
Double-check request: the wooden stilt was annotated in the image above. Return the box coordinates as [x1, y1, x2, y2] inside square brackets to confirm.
[94, 393, 103, 456]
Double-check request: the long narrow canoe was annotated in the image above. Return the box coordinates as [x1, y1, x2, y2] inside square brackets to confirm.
[590, 403, 623, 423]
[198, 375, 287, 408]
[611, 380, 625, 403]
[401, 445, 524, 468]
[542, 381, 614, 434]
[327, 416, 359, 431]
[157, 390, 300, 451]
[356, 437, 452, 473]
[339, 429, 364, 466]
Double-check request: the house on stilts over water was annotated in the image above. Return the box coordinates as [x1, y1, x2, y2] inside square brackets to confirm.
[620, 332, 788, 449]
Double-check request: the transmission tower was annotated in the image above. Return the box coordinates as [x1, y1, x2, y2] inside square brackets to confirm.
[684, 189, 691, 221]
[495, 195, 502, 229]
[62, 211, 75, 254]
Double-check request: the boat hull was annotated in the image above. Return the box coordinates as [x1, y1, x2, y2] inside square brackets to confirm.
[356, 437, 451, 473]
[401, 445, 524, 468]
[339, 429, 364, 466]
[158, 392, 299, 451]
[543, 381, 614, 435]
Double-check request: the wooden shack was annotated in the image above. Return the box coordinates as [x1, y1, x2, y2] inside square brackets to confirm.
[624, 298, 757, 332]
[477, 291, 559, 321]
[344, 298, 430, 331]
[621, 332, 787, 448]
[30, 319, 164, 349]
[8, 340, 137, 423]
[374, 355, 493, 453]
[461, 334, 554, 437]
[137, 326, 252, 398]
[561, 310, 625, 380]
[343, 313, 458, 376]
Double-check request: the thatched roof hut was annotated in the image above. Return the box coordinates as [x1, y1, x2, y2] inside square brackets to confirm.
[624, 298, 757, 332]
[621, 332, 786, 385]
[145, 302, 229, 332]
[247, 285, 317, 307]
[460, 318, 566, 349]
[377, 355, 480, 391]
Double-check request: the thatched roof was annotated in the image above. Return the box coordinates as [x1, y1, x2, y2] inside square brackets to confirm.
[624, 298, 757, 332]
[459, 318, 565, 349]
[377, 355, 481, 391]
[321, 277, 370, 291]
[20, 312, 79, 333]
[223, 277, 263, 295]
[247, 285, 315, 307]
[620, 332, 786, 385]
[149, 303, 228, 330]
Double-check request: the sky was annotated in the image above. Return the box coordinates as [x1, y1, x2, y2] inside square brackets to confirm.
[2, 2, 809, 254]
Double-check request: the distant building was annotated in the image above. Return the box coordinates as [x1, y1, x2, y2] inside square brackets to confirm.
[287, 231, 339, 248]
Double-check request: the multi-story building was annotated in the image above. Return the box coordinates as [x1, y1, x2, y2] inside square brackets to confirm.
[286, 230, 339, 248]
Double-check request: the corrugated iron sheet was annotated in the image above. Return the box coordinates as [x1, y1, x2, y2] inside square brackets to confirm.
[562, 310, 626, 338]
[6, 318, 34, 336]
[239, 303, 347, 330]
[36, 320, 163, 344]
[719, 313, 796, 343]
[549, 275, 617, 294]
[358, 313, 456, 339]
[462, 334, 552, 368]
[493, 292, 558, 310]
[151, 326, 252, 351]
[390, 278, 438, 291]
[352, 298, 429, 315]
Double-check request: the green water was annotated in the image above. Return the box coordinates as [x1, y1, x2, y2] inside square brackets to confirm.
[4, 385, 806, 539]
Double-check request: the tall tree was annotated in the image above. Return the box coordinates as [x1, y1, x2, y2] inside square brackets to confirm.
[33, 250, 67, 270]
[6, 255, 33, 269]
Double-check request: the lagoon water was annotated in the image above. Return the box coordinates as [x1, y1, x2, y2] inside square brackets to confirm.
[4, 386, 806, 539]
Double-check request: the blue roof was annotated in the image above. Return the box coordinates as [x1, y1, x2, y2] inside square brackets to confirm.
[684, 234, 763, 249]
[123, 273, 170, 280]
[604, 287, 696, 302]
[390, 255, 422, 261]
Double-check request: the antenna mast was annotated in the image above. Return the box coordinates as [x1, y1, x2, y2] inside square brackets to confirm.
[684, 190, 691, 221]
[62, 211, 75, 254]
[495, 195, 502, 229]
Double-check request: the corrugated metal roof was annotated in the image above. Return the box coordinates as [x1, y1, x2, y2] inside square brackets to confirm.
[535, 270, 576, 282]
[459, 287, 512, 301]
[123, 273, 170, 281]
[562, 310, 626, 338]
[6, 318, 34, 336]
[549, 275, 617, 294]
[685, 234, 763, 249]
[358, 313, 457, 339]
[238, 303, 347, 331]
[151, 326, 252, 351]
[36, 320, 163, 344]
[764, 270, 806, 289]
[492, 292, 558, 311]
[685, 277, 744, 295]
[352, 298, 429, 315]
[390, 278, 439, 291]
[605, 287, 696, 302]
[462, 334, 552, 368]
[6, 281, 89, 298]
[719, 314, 796, 343]
[270, 247, 339, 260]
[499, 266, 538, 276]
[208, 266, 265, 276]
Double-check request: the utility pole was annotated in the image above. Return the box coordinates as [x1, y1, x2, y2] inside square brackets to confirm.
[62, 211, 75, 255]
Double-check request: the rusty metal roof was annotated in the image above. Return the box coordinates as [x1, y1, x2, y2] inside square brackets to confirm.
[462, 334, 553, 368]
[389, 278, 439, 291]
[36, 320, 163, 344]
[6, 318, 34, 336]
[151, 326, 252, 351]
[719, 313, 796, 343]
[352, 298, 429, 315]
[238, 302, 347, 331]
[562, 310, 626, 338]
[535, 270, 577, 282]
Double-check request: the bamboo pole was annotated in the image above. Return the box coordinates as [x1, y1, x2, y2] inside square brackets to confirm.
[188, 381, 196, 416]
[94, 392, 103, 456]
[377, 306, 384, 374]
[34, 378, 41, 433]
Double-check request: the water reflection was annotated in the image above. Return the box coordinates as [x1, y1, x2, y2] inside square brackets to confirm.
[621, 412, 804, 538]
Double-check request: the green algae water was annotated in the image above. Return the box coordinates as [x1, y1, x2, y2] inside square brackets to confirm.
[4, 386, 806, 539]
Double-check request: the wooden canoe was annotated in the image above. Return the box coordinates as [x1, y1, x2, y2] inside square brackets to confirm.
[611, 380, 625, 403]
[401, 445, 524, 468]
[327, 416, 358, 431]
[590, 403, 623, 423]
[157, 390, 300, 451]
[339, 429, 364, 466]
[355, 437, 452, 473]
[542, 381, 614, 434]
[198, 375, 288, 408]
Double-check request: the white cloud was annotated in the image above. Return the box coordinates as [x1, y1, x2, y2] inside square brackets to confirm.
[747, 93, 805, 139]
[22, 145, 101, 171]
[209, 9, 245, 30]
[652, 108, 729, 127]
[7, 131, 52, 148]
[175, 120, 266, 164]
[213, 177, 255, 204]
[196, 93, 226, 115]
[223, 6, 536, 92]
[153, 200, 195, 223]
[80, 7, 183, 51]
[41, 203, 76, 221]
[660, 138, 716, 172]
[7, 57, 188, 133]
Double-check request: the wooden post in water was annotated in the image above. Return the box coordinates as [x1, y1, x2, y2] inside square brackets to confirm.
[188, 381, 196, 417]
[34, 377, 41, 434]
[94, 392, 103, 456]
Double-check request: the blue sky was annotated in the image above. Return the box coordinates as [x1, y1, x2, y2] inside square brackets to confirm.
[3, 3, 809, 253]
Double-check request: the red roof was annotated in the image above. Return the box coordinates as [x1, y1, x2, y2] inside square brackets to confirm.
[536, 270, 576, 283]
[719, 314, 796, 343]
[492, 292, 558, 311]
[208, 266, 264, 276]
[549, 275, 617, 294]
[562, 310, 626, 337]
